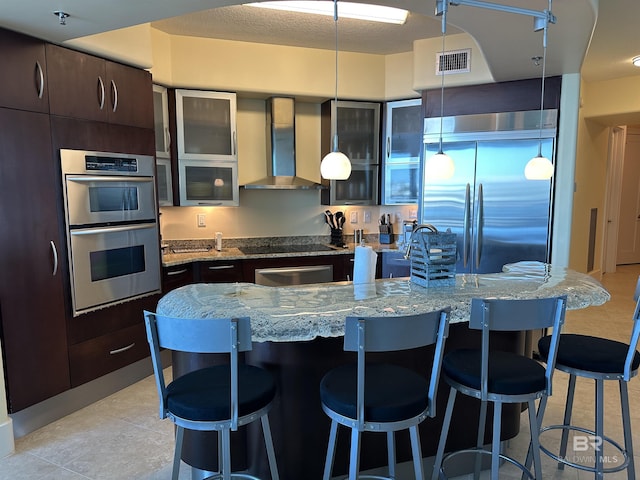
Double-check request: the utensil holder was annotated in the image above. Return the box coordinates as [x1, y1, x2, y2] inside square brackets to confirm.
[409, 231, 457, 287]
[330, 228, 344, 247]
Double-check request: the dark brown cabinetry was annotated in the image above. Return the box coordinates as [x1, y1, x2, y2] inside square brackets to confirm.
[162, 264, 195, 292]
[199, 260, 244, 283]
[0, 108, 70, 412]
[46, 44, 153, 128]
[0, 29, 49, 113]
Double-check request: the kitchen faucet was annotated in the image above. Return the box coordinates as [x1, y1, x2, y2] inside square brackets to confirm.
[404, 224, 439, 259]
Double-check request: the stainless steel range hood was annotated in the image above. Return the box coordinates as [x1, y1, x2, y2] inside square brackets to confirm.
[242, 97, 324, 190]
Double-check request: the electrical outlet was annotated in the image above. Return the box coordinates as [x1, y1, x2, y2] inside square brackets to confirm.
[409, 209, 418, 219]
[364, 210, 371, 223]
[350, 211, 358, 224]
[197, 213, 206, 228]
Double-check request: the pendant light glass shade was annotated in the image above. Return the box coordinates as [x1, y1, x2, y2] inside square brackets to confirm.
[425, 151, 455, 180]
[525, 154, 554, 180]
[321, 150, 351, 179]
[321, 0, 351, 180]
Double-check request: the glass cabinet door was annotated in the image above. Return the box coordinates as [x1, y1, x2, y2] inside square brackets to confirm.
[325, 164, 379, 206]
[382, 99, 422, 205]
[178, 161, 239, 206]
[175, 89, 237, 161]
[332, 100, 380, 165]
[153, 85, 170, 158]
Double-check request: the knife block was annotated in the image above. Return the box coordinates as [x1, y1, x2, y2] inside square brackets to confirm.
[330, 228, 344, 247]
[378, 224, 394, 244]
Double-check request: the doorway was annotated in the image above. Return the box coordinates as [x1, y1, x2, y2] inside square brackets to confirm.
[604, 126, 640, 272]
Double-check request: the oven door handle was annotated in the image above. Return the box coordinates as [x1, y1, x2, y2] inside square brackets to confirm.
[67, 176, 153, 183]
[70, 223, 156, 236]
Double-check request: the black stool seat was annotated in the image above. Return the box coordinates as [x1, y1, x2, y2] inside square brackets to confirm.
[167, 364, 277, 422]
[539, 333, 640, 374]
[443, 349, 547, 395]
[320, 363, 429, 423]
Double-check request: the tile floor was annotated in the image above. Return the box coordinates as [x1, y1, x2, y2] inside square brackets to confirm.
[2, 265, 640, 479]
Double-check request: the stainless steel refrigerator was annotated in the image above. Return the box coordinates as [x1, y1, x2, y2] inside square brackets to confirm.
[420, 110, 557, 274]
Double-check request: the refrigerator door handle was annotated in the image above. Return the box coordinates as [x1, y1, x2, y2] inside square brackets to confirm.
[463, 183, 471, 268]
[475, 183, 484, 269]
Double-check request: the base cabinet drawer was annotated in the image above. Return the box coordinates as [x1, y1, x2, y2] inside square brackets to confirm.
[68, 323, 149, 387]
[199, 260, 244, 282]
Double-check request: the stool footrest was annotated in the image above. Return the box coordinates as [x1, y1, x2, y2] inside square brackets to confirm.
[539, 424, 630, 474]
[438, 447, 535, 480]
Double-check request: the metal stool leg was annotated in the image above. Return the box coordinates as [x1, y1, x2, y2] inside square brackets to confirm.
[527, 398, 543, 479]
[557, 374, 577, 470]
[323, 420, 339, 480]
[261, 415, 279, 480]
[595, 379, 604, 480]
[619, 380, 636, 480]
[221, 428, 232, 480]
[475, 400, 488, 480]
[491, 402, 502, 480]
[432, 387, 456, 480]
[349, 428, 362, 480]
[387, 431, 396, 478]
[409, 425, 425, 480]
[172, 426, 184, 480]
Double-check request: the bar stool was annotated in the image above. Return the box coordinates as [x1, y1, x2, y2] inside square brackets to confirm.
[432, 296, 567, 480]
[534, 276, 640, 479]
[320, 309, 451, 480]
[143, 311, 280, 480]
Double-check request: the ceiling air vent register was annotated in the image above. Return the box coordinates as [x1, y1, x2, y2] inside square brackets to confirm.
[436, 48, 471, 75]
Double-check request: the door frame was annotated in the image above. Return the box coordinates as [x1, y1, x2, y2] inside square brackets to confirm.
[602, 126, 626, 273]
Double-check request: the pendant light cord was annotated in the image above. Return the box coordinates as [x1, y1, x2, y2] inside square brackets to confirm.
[331, 0, 339, 152]
[438, 6, 447, 155]
[537, 6, 549, 157]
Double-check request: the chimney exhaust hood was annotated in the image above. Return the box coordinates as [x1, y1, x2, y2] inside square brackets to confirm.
[242, 97, 324, 190]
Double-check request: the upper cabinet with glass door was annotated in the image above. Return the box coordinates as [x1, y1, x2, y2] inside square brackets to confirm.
[153, 85, 173, 206]
[175, 89, 237, 161]
[175, 89, 239, 206]
[382, 98, 422, 205]
[321, 100, 380, 205]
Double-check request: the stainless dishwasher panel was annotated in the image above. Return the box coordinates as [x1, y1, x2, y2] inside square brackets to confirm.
[255, 265, 333, 286]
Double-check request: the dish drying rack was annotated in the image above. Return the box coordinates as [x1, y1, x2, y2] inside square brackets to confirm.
[406, 226, 457, 287]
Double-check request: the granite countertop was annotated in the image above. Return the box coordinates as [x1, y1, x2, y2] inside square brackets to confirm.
[156, 261, 611, 343]
[161, 239, 401, 267]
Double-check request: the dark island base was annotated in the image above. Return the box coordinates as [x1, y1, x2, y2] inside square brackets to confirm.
[174, 323, 526, 479]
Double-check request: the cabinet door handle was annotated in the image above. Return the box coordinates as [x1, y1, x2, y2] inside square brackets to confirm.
[50, 240, 58, 276]
[167, 268, 188, 276]
[387, 137, 390, 158]
[198, 202, 223, 206]
[164, 127, 171, 152]
[232, 131, 237, 156]
[35, 61, 44, 99]
[97, 76, 105, 110]
[110, 343, 135, 355]
[208, 265, 235, 270]
[110, 79, 118, 113]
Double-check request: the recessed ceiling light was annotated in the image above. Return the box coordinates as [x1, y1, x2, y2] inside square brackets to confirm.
[633, 56, 640, 67]
[245, 1, 409, 25]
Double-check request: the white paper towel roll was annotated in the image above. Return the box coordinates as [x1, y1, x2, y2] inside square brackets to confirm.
[353, 245, 378, 284]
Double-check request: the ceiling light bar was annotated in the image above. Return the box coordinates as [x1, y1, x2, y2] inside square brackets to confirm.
[245, 1, 409, 25]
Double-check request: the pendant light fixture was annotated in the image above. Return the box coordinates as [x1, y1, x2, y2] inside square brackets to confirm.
[525, 0, 554, 180]
[320, 0, 351, 180]
[427, 1, 455, 180]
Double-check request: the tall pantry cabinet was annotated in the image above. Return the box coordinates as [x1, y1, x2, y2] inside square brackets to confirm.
[0, 29, 70, 412]
[0, 26, 158, 413]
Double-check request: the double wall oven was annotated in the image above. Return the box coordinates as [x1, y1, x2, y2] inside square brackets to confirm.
[61, 149, 161, 316]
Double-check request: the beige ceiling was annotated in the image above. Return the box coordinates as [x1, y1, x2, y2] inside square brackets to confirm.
[0, 0, 638, 83]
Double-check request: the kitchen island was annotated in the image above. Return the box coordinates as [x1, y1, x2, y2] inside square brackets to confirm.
[156, 262, 609, 479]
